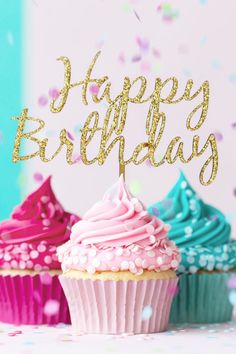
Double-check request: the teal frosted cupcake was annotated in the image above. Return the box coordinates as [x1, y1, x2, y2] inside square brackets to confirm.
[148, 172, 236, 323]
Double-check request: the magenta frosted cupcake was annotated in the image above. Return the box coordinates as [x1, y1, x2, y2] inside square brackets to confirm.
[58, 176, 180, 334]
[0, 176, 79, 325]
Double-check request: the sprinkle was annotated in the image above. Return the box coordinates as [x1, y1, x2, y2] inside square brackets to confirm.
[184, 226, 193, 236]
[189, 266, 198, 274]
[156, 257, 163, 265]
[41, 195, 49, 203]
[115, 248, 123, 256]
[120, 261, 129, 270]
[149, 235, 156, 244]
[171, 260, 179, 268]
[34, 264, 42, 272]
[43, 299, 60, 316]
[105, 252, 114, 261]
[92, 258, 101, 267]
[30, 250, 39, 259]
[129, 261, 136, 270]
[147, 250, 155, 258]
[146, 225, 155, 234]
[135, 258, 143, 267]
[141, 305, 153, 320]
[42, 219, 51, 227]
[40, 273, 52, 285]
[89, 249, 97, 257]
[142, 259, 147, 268]
[180, 181, 187, 189]
[37, 244, 46, 253]
[44, 256, 52, 264]
[86, 266, 96, 274]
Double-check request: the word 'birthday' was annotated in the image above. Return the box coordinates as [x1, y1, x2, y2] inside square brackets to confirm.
[12, 51, 218, 185]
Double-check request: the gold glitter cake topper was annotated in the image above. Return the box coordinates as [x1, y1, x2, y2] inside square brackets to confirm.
[12, 51, 218, 186]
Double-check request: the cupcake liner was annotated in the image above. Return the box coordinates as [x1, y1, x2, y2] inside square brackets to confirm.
[170, 272, 233, 323]
[59, 276, 178, 334]
[0, 273, 70, 325]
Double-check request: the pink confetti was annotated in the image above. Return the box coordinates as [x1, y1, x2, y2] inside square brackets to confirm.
[49, 87, 60, 100]
[43, 299, 60, 316]
[152, 48, 161, 58]
[145, 158, 152, 167]
[227, 276, 236, 289]
[214, 131, 223, 142]
[233, 188, 236, 197]
[118, 52, 125, 64]
[140, 61, 151, 73]
[38, 95, 48, 107]
[72, 153, 82, 164]
[33, 172, 44, 182]
[89, 84, 99, 95]
[136, 37, 149, 53]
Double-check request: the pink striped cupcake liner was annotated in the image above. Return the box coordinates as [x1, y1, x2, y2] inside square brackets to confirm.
[60, 276, 178, 334]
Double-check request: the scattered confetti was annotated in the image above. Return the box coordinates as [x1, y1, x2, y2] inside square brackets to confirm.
[129, 180, 142, 195]
[140, 61, 151, 73]
[136, 37, 149, 53]
[141, 305, 153, 320]
[131, 54, 142, 62]
[48, 87, 60, 100]
[89, 84, 100, 95]
[214, 131, 223, 142]
[33, 173, 44, 182]
[231, 122, 236, 129]
[157, 3, 179, 22]
[38, 95, 48, 107]
[43, 299, 60, 316]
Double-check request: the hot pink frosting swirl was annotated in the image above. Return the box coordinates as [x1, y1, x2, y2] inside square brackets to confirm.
[0, 177, 79, 271]
[58, 176, 180, 275]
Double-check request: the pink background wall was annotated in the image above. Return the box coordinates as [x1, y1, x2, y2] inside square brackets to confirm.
[23, 0, 236, 236]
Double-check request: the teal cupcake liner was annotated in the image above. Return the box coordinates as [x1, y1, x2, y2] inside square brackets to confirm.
[170, 272, 233, 323]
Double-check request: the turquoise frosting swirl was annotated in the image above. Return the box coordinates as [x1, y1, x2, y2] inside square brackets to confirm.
[148, 172, 235, 273]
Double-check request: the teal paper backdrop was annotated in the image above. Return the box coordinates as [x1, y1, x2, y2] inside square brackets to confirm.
[0, 0, 22, 220]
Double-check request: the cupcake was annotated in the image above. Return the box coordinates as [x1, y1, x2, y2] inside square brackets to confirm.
[148, 172, 236, 323]
[58, 176, 180, 334]
[0, 176, 79, 325]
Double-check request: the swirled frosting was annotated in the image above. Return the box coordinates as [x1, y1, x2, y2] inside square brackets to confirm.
[148, 172, 235, 273]
[0, 177, 79, 271]
[57, 176, 180, 275]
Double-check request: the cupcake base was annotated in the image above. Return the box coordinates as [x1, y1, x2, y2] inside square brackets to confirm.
[0, 270, 70, 325]
[170, 272, 233, 323]
[60, 270, 178, 334]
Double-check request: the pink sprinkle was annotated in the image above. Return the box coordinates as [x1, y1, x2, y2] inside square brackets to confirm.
[42, 219, 51, 227]
[43, 299, 60, 316]
[41, 195, 49, 204]
[38, 95, 48, 107]
[89, 84, 99, 95]
[48, 87, 60, 100]
[33, 172, 44, 182]
[30, 250, 39, 259]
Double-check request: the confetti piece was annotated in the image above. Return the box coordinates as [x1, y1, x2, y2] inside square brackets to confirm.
[43, 299, 60, 316]
[133, 9, 141, 22]
[129, 180, 142, 195]
[141, 305, 153, 320]
[199, 0, 208, 5]
[214, 131, 223, 142]
[38, 95, 48, 107]
[89, 84, 99, 95]
[136, 37, 149, 53]
[227, 276, 236, 289]
[140, 61, 151, 73]
[39, 273, 53, 285]
[6, 31, 14, 46]
[231, 122, 236, 129]
[131, 54, 142, 62]
[229, 73, 236, 83]
[48, 87, 60, 100]
[152, 48, 161, 58]
[33, 173, 44, 182]
[67, 131, 74, 140]
[233, 188, 236, 197]
[210, 59, 221, 70]
[118, 51, 125, 64]
[229, 291, 236, 306]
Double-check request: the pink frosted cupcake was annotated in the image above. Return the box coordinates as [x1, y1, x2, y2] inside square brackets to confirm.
[58, 176, 180, 334]
[0, 176, 79, 325]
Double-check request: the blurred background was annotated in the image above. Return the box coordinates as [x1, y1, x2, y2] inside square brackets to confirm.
[0, 0, 236, 237]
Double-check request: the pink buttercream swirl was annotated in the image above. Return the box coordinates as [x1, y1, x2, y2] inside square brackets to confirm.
[0, 177, 79, 271]
[58, 177, 180, 275]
